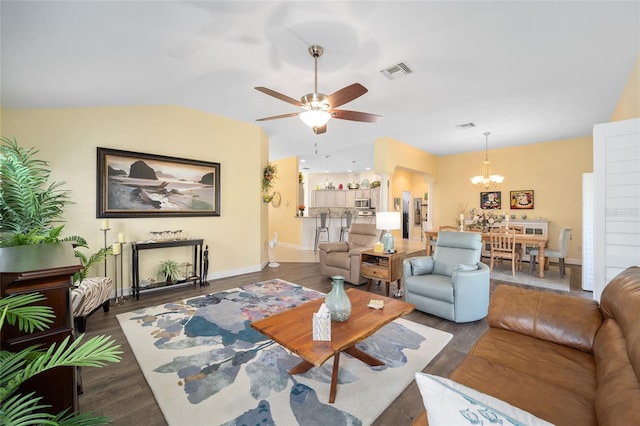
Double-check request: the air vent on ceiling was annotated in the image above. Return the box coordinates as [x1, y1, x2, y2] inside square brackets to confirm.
[380, 62, 413, 80]
[456, 122, 476, 129]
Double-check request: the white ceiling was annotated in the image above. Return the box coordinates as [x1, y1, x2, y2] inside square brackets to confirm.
[1, 1, 638, 173]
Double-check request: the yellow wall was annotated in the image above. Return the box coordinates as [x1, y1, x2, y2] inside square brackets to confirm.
[374, 136, 438, 176]
[1, 105, 269, 287]
[434, 137, 592, 262]
[268, 156, 302, 245]
[611, 56, 640, 121]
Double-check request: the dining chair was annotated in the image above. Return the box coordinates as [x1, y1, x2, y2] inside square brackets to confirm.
[507, 224, 525, 269]
[489, 227, 520, 276]
[530, 226, 572, 278]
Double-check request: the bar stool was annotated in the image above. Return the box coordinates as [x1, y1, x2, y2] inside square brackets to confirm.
[339, 211, 353, 242]
[314, 212, 331, 252]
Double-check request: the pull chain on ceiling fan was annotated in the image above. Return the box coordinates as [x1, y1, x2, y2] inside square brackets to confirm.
[255, 44, 382, 135]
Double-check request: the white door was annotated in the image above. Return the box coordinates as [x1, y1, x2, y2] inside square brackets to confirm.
[593, 118, 640, 301]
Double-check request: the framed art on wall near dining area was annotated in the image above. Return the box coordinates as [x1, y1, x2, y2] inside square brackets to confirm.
[510, 190, 534, 209]
[480, 191, 501, 209]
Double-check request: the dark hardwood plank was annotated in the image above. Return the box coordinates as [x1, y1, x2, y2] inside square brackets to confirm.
[78, 262, 587, 425]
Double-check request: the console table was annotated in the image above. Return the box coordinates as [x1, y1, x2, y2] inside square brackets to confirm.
[131, 238, 205, 300]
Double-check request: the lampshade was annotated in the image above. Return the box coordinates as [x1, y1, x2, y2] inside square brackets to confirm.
[300, 109, 331, 128]
[376, 212, 401, 231]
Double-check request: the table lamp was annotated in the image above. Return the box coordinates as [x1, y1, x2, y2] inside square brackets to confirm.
[376, 212, 401, 253]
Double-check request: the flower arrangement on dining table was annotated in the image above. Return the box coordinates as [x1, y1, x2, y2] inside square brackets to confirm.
[467, 207, 503, 231]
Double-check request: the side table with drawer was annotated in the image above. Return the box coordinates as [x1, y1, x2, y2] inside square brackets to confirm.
[360, 250, 405, 297]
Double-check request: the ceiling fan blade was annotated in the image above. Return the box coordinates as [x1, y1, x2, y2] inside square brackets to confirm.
[330, 109, 382, 123]
[326, 83, 368, 108]
[313, 125, 327, 135]
[255, 87, 303, 107]
[256, 112, 300, 122]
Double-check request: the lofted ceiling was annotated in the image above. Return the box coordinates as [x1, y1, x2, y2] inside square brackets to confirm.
[1, 1, 638, 173]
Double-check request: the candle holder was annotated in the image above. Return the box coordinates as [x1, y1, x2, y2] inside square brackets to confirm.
[110, 250, 121, 306]
[100, 226, 110, 276]
[118, 240, 128, 303]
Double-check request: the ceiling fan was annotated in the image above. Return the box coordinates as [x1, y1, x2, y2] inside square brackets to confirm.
[255, 45, 382, 135]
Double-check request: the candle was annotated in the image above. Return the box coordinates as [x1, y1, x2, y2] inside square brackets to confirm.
[118, 232, 126, 243]
[459, 213, 464, 223]
[505, 214, 509, 229]
[100, 219, 109, 230]
[112, 242, 121, 255]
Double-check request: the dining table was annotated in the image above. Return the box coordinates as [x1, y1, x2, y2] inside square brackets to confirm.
[424, 230, 550, 278]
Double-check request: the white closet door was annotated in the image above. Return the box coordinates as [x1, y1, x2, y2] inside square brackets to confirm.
[582, 173, 594, 291]
[593, 118, 640, 301]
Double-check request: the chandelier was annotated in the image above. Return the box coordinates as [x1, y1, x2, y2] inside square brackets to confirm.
[470, 132, 504, 189]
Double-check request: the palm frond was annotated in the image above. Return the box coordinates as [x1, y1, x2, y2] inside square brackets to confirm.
[8, 335, 121, 395]
[54, 409, 112, 426]
[0, 294, 54, 333]
[0, 392, 58, 426]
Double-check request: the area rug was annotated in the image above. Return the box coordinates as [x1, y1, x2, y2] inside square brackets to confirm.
[116, 279, 453, 426]
[489, 264, 570, 292]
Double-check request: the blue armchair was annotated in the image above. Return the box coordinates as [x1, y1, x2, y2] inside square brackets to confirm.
[403, 231, 490, 323]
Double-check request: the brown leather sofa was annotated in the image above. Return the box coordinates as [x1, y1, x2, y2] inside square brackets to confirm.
[318, 223, 381, 284]
[414, 265, 640, 425]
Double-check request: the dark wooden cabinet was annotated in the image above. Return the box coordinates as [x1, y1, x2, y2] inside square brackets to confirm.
[0, 243, 82, 415]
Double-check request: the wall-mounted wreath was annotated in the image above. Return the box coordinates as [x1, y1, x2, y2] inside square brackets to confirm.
[262, 162, 278, 194]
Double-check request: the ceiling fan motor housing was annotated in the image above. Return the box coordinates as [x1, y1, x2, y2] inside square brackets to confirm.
[301, 93, 329, 110]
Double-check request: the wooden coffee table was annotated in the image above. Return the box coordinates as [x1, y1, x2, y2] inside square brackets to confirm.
[250, 288, 415, 403]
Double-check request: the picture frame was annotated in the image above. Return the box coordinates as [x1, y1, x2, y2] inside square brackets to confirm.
[414, 198, 422, 225]
[510, 190, 534, 210]
[394, 197, 401, 211]
[97, 147, 220, 218]
[480, 191, 501, 210]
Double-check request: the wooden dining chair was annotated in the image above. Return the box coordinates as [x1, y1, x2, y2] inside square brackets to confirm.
[489, 227, 520, 276]
[507, 224, 525, 269]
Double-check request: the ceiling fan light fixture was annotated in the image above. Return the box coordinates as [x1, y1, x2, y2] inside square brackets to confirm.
[300, 109, 331, 128]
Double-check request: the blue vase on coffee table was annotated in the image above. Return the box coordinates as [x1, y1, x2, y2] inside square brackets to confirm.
[326, 276, 351, 322]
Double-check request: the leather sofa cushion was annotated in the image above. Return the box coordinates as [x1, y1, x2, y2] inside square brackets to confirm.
[594, 318, 640, 425]
[451, 352, 597, 426]
[488, 284, 602, 353]
[469, 328, 597, 401]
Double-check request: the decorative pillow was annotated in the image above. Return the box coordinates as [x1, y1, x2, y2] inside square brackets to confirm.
[415, 373, 553, 426]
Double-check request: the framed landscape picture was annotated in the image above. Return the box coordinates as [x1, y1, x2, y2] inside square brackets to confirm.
[510, 190, 534, 210]
[97, 147, 220, 218]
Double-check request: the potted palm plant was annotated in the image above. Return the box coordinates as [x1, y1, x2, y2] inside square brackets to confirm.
[0, 293, 121, 425]
[159, 259, 181, 284]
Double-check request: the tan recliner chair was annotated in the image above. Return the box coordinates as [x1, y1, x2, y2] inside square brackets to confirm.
[318, 223, 381, 285]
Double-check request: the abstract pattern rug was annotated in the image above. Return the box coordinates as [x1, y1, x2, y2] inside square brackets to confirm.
[117, 279, 453, 425]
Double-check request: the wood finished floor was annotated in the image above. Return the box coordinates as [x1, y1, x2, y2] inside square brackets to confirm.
[79, 262, 587, 426]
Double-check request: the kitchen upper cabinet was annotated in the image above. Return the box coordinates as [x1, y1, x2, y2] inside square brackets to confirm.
[311, 190, 346, 207]
[310, 188, 379, 208]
